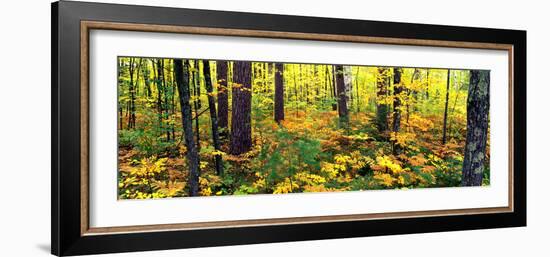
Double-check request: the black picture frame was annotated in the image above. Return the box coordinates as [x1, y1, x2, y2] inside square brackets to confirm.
[52, 1, 526, 256]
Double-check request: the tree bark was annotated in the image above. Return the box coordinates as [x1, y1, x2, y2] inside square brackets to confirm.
[425, 69, 430, 99]
[169, 61, 176, 140]
[216, 61, 229, 138]
[393, 67, 403, 133]
[230, 61, 253, 155]
[143, 60, 152, 98]
[442, 69, 451, 144]
[324, 65, 330, 100]
[154, 60, 165, 137]
[343, 66, 352, 109]
[331, 66, 338, 111]
[392, 67, 403, 154]
[127, 58, 137, 129]
[335, 65, 348, 126]
[160, 60, 171, 141]
[461, 70, 490, 187]
[174, 59, 200, 196]
[192, 61, 201, 151]
[118, 59, 124, 130]
[274, 63, 285, 123]
[203, 61, 224, 176]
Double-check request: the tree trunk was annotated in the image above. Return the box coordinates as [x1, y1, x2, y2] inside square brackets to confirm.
[169, 61, 176, 140]
[425, 69, 430, 99]
[274, 63, 285, 123]
[216, 61, 229, 138]
[118, 59, 124, 130]
[442, 69, 451, 144]
[174, 59, 200, 196]
[154, 60, 164, 135]
[376, 67, 390, 133]
[143, 60, 152, 97]
[461, 70, 490, 187]
[132, 58, 142, 128]
[335, 65, 348, 126]
[156, 60, 168, 139]
[127, 58, 136, 129]
[343, 66, 352, 109]
[202, 61, 224, 176]
[192, 61, 201, 151]
[393, 67, 403, 133]
[314, 65, 320, 99]
[160, 60, 171, 141]
[392, 67, 403, 154]
[331, 66, 338, 111]
[324, 65, 330, 100]
[230, 61, 253, 155]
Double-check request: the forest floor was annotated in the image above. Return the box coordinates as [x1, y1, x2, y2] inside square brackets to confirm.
[118, 107, 490, 199]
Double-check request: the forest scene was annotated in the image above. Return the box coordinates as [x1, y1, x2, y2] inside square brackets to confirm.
[117, 57, 491, 200]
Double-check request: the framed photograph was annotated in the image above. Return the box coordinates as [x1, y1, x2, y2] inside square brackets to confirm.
[52, 1, 526, 256]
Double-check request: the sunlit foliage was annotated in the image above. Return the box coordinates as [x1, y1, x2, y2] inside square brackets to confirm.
[117, 57, 490, 199]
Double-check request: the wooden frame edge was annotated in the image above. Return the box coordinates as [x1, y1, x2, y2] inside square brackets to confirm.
[85, 206, 512, 235]
[79, 20, 515, 236]
[81, 21, 90, 236]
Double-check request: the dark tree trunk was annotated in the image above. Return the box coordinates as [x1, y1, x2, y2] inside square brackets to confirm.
[118, 59, 124, 130]
[143, 60, 152, 97]
[274, 63, 285, 123]
[292, 65, 299, 116]
[376, 67, 390, 133]
[131, 58, 142, 128]
[331, 66, 338, 111]
[392, 67, 403, 133]
[392, 67, 403, 154]
[461, 70, 490, 187]
[314, 65, 320, 99]
[154, 60, 164, 137]
[442, 69, 451, 144]
[192, 61, 201, 151]
[334, 65, 348, 126]
[169, 61, 176, 140]
[160, 60, 171, 141]
[119, 106, 123, 130]
[230, 61, 253, 155]
[202, 61, 224, 176]
[425, 69, 430, 99]
[174, 59, 200, 196]
[127, 58, 136, 129]
[324, 65, 330, 100]
[216, 61, 229, 138]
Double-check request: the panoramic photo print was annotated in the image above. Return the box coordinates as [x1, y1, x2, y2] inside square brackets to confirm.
[117, 57, 490, 200]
